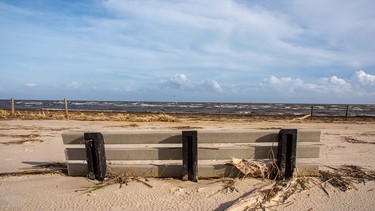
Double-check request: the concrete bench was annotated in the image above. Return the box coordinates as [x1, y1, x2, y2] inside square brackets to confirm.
[62, 129, 320, 180]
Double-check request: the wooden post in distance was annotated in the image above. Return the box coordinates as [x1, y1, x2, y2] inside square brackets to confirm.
[11, 98, 15, 116]
[64, 98, 69, 120]
[345, 105, 349, 121]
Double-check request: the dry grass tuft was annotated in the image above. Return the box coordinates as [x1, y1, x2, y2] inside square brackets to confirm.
[75, 168, 153, 193]
[170, 126, 204, 130]
[213, 178, 239, 194]
[0, 162, 67, 177]
[228, 158, 270, 179]
[342, 136, 375, 145]
[0, 109, 178, 122]
[319, 165, 375, 193]
[0, 109, 9, 117]
[0, 133, 44, 145]
[227, 164, 375, 210]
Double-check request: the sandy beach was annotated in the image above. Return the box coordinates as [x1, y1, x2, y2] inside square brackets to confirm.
[1, 114, 375, 210]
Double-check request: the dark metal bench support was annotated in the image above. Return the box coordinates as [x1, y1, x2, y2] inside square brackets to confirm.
[277, 129, 297, 179]
[84, 132, 106, 181]
[182, 131, 198, 182]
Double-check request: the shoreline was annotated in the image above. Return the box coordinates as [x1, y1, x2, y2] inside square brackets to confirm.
[1, 108, 375, 122]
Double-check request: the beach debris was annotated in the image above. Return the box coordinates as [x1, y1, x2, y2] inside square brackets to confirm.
[342, 136, 375, 145]
[75, 168, 153, 193]
[213, 178, 239, 194]
[226, 176, 326, 210]
[228, 158, 269, 179]
[170, 187, 185, 195]
[226, 164, 375, 210]
[293, 114, 311, 121]
[0, 133, 44, 145]
[225, 182, 277, 211]
[0, 109, 178, 122]
[319, 165, 375, 193]
[0, 162, 67, 177]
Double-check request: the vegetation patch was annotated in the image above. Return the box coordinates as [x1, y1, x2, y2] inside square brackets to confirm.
[0, 133, 44, 145]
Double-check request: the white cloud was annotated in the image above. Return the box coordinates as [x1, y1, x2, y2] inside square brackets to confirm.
[317, 76, 351, 94]
[162, 73, 192, 89]
[259, 70, 375, 101]
[171, 73, 189, 84]
[67, 81, 82, 89]
[203, 79, 223, 92]
[161, 73, 223, 93]
[261, 73, 354, 97]
[266, 75, 303, 86]
[25, 83, 37, 88]
[261, 75, 305, 94]
[352, 70, 375, 89]
[327, 76, 348, 87]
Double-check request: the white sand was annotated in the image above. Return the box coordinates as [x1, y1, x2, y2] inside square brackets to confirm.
[1, 119, 375, 210]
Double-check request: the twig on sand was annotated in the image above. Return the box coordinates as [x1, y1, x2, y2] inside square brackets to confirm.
[225, 182, 277, 211]
[212, 178, 239, 194]
[342, 136, 375, 145]
[75, 168, 153, 193]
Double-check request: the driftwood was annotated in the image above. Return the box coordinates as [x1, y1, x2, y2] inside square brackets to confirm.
[226, 164, 375, 210]
[226, 182, 277, 211]
[293, 114, 311, 121]
[228, 158, 269, 179]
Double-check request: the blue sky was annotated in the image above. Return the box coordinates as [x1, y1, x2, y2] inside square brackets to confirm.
[1, 0, 375, 103]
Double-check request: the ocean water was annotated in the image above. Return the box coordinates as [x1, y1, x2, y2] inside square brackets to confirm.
[0, 99, 374, 117]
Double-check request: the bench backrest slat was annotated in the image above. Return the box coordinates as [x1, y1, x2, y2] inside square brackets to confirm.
[63, 129, 320, 145]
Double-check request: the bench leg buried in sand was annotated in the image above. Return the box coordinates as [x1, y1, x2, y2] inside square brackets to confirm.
[84, 132, 106, 181]
[182, 130, 198, 182]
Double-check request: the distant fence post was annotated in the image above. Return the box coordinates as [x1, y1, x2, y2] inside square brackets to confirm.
[64, 98, 69, 120]
[310, 106, 314, 120]
[11, 98, 15, 116]
[345, 105, 349, 121]
[219, 104, 222, 119]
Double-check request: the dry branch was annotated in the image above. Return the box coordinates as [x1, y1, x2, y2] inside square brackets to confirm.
[342, 136, 375, 145]
[75, 167, 153, 193]
[319, 165, 375, 193]
[228, 158, 269, 179]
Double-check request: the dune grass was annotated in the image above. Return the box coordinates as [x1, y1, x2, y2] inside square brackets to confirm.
[0, 109, 177, 122]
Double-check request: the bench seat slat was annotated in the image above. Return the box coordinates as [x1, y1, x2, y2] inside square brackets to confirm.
[65, 145, 319, 160]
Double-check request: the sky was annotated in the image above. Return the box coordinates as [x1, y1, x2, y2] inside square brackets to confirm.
[0, 0, 375, 103]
